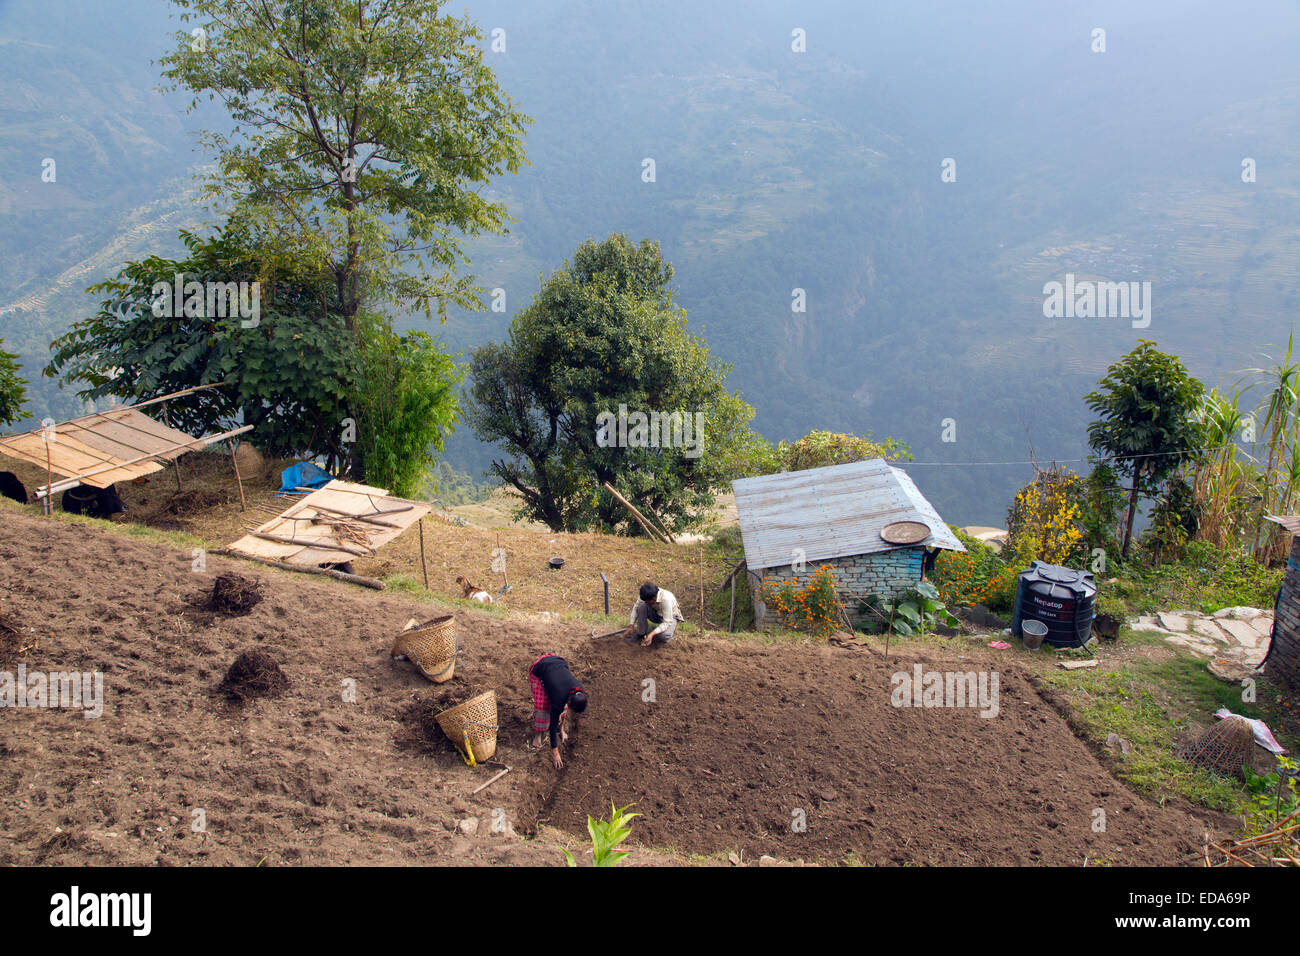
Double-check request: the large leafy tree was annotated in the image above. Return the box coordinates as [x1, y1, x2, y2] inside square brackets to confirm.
[0, 340, 27, 427]
[47, 229, 359, 465]
[1085, 340, 1206, 558]
[159, 0, 530, 329]
[467, 234, 758, 534]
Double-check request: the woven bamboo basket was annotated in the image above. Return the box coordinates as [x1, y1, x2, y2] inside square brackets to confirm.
[435, 691, 499, 762]
[1179, 716, 1255, 778]
[391, 615, 457, 683]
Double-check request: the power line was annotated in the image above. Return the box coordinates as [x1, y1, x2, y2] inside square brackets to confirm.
[902, 440, 1261, 468]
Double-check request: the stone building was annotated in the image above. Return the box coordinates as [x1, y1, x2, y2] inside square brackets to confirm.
[731, 458, 965, 627]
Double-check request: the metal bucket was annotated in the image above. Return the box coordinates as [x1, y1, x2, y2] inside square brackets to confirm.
[1021, 619, 1048, 650]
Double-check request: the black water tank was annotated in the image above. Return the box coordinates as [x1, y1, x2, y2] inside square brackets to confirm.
[1011, 562, 1096, 648]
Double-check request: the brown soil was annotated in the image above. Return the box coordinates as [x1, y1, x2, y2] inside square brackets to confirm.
[517, 636, 1215, 865]
[0, 502, 1222, 866]
[219, 649, 290, 702]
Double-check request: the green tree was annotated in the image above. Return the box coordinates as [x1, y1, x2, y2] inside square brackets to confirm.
[0, 340, 27, 427]
[159, 0, 530, 329]
[782, 429, 911, 472]
[1084, 340, 1206, 558]
[354, 317, 462, 498]
[467, 234, 758, 534]
[47, 229, 357, 465]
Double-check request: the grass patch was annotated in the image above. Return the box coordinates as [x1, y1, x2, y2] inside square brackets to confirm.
[1105, 543, 1282, 616]
[1036, 640, 1292, 813]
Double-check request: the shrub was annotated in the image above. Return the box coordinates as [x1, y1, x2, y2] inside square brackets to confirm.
[354, 318, 461, 498]
[930, 530, 1009, 608]
[1006, 467, 1087, 567]
[758, 565, 843, 636]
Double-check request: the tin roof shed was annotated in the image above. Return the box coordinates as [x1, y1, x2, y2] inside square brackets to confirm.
[731, 458, 965, 571]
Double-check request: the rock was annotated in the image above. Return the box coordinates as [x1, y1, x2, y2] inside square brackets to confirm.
[1218, 619, 1261, 648]
[1191, 619, 1230, 643]
[727, 851, 741, 866]
[457, 817, 479, 836]
[759, 855, 779, 867]
[1157, 612, 1188, 632]
[1165, 635, 1214, 657]
[1250, 616, 1276, 639]
[1209, 658, 1254, 683]
[1213, 606, 1263, 621]
[1130, 616, 1169, 632]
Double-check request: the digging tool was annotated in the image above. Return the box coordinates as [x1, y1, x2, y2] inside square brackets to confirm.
[592, 627, 630, 640]
[470, 761, 513, 795]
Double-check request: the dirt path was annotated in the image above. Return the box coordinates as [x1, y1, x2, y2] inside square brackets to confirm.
[0, 505, 1217, 865]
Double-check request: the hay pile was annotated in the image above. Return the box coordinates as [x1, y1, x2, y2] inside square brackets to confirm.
[164, 488, 226, 516]
[218, 649, 289, 701]
[209, 573, 264, 616]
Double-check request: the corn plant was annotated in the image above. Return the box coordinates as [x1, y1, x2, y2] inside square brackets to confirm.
[561, 802, 640, 867]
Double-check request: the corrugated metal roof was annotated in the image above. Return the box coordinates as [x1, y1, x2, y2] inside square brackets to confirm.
[731, 458, 965, 570]
[1266, 515, 1300, 534]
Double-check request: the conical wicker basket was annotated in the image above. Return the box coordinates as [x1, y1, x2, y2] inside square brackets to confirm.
[435, 691, 498, 762]
[1179, 716, 1255, 778]
[391, 615, 457, 683]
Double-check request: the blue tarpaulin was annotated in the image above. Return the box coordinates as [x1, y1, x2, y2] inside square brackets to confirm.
[278, 461, 333, 496]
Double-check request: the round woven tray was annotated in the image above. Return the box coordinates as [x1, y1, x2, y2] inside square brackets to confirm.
[435, 690, 498, 762]
[880, 520, 931, 545]
[391, 615, 457, 683]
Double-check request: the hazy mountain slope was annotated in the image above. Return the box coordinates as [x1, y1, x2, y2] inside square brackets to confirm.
[3, 0, 1299, 525]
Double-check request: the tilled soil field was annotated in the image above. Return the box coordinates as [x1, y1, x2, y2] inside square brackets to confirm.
[524, 637, 1213, 864]
[0, 504, 1216, 865]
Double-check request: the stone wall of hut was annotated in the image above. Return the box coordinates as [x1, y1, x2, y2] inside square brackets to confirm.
[1266, 536, 1300, 694]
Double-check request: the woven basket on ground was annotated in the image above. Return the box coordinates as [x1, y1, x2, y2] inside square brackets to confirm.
[435, 691, 499, 762]
[391, 615, 457, 683]
[1178, 716, 1256, 778]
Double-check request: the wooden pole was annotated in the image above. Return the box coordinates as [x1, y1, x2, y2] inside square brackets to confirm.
[644, 505, 675, 543]
[161, 404, 183, 491]
[213, 549, 386, 589]
[497, 532, 508, 588]
[601, 481, 666, 543]
[250, 531, 369, 556]
[418, 518, 430, 589]
[698, 544, 704, 623]
[729, 573, 737, 632]
[44, 433, 53, 517]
